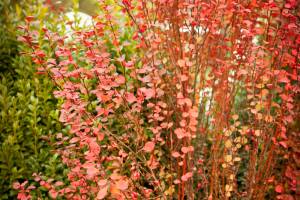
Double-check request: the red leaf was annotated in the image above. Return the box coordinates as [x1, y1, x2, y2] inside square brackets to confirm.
[278, 76, 290, 83]
[142, 88, 155, 99]
[87, 166, 99, 179]
[98, 179, 108, 186]
[12, 182, 20, 190]
[35, 50, 46, 58]
[276, 194, 294, 200]
[97, 185, 109, 199]
[116, 180, 128, 191]
[25, 16, 34, 22]
[279, 141, 288, 149]
[54, 181, 64, 187]
[143, 141, 155, 152]
[171, 151, 181, 158]
[115, 75, 125, 85]
[174, 128, 186, 139]
[125, 92, 137, 104]
[181, 146, 194, 153]
[275, 185, 284, 193]
[181, 172, 193, 182]
[181, 147, 189, 154]
[49, 189, 58, 199]
[69, 137, 80, 144]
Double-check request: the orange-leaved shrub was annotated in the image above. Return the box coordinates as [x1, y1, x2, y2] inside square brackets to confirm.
[16, 0, 299, 199]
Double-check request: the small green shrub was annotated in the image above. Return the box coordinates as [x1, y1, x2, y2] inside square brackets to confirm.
[0, 1, 65, 199]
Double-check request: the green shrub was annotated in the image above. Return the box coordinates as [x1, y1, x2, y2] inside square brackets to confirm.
[0, 1, 65, 199]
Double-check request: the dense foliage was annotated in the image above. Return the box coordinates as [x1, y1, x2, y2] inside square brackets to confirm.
[1, 0, 299, 199]
[0, 1, 65, 199]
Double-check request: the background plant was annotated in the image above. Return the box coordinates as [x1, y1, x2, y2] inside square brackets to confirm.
[0, 1, 67, 199]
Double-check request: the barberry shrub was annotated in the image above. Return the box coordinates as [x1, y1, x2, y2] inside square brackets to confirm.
[17, 0, 299, 199]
